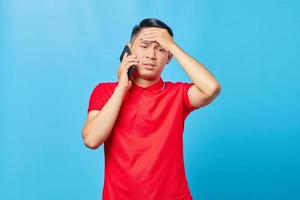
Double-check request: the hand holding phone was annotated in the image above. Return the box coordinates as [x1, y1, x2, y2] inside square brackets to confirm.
[120, 45, 137, 79]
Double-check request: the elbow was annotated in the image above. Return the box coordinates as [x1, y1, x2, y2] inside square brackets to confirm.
[207, 84, 222, 97]
[214, 84, 221, 95]
[82, 129, 102, 150]
[84, 138, 101, 150]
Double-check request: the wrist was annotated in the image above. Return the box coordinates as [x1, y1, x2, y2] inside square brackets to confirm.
[115, 85, 128, 94]
[168, 41, 178, 54]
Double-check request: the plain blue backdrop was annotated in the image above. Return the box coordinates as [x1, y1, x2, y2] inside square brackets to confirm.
[1, 0, 299, 199]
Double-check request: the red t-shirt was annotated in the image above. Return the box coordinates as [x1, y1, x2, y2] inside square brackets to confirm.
[87, 77, 198, 200]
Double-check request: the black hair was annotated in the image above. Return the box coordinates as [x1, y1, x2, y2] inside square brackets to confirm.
[130, 18, 173, 43]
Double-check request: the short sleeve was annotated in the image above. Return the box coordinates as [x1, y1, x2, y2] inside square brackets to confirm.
[87, 83, 107, 114]
[182, 82, 198, 114]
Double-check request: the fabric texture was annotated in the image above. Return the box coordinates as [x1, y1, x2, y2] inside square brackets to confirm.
[87, 77, 198, 200]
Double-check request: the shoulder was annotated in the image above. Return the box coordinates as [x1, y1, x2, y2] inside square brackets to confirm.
[94, 81, 118, 90]
[90, 81, 118, 95]
[164, 80, 193, 90]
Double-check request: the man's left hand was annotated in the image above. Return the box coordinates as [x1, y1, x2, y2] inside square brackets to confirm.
[139, 27, 175, 52]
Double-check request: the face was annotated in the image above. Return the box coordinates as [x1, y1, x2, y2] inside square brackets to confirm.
[128, 28, 172, 80]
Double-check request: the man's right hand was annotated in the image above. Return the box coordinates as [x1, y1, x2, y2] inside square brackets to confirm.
[117, 52, 139, 90]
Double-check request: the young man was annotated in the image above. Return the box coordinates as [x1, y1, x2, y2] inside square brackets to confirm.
[82, 18, 221, 200]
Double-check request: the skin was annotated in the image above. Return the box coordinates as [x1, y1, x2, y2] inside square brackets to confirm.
[126, 27, 222, 108]
[127, 29, 173, 86]
[82, 26, 222, 149]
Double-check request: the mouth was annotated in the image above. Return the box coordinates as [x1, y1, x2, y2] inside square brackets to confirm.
[140, 60, 156, 71]
[142, 61, 155, 67]
[143, 64, 155, 70]
[143, 62, 155, 65]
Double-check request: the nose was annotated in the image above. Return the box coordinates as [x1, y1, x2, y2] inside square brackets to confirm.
[146, 47, 157, 60]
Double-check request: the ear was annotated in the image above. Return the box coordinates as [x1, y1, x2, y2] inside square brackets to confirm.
[166, 52, 173, 64]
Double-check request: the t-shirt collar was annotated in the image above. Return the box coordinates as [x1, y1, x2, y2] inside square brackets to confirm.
[131, 77, 165, 93]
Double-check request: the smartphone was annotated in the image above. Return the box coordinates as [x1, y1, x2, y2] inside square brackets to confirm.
[120, 45, 137, 79]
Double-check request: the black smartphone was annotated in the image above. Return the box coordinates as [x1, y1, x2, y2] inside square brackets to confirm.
[120, 45, 137, 79]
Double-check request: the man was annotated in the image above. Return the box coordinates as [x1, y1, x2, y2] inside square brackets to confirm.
[82, 18, 221, 200]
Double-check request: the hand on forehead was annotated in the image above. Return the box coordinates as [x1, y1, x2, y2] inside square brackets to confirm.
[138, 28, 163, 43]
[139, 40, 160, 45]
[133, 27, 172, 51]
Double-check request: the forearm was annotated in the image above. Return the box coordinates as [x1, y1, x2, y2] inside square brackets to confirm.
[83, 86, 127, 148]
[169, 42, 221, 95]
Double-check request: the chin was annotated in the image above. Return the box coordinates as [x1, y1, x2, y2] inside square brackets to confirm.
[137, 72, 159, 80]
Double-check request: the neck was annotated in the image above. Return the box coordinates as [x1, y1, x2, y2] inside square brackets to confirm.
[133, 76, 161, 88]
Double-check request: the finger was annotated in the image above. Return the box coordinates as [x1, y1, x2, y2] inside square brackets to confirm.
[121, 59, 139, 70]
[124, 52, 128, 59]
[140, 33, 159, 39]
[140, 27, 161, 33]
[119, 55, 135, 70]
[123, 54, 137, 61]
[141, 36, 158, 41]
[127, 54, 137, 59]
[121, 63, 137, 76]
[126, 60, 139, 66]
[141, 32, 160, 37]
[124, 56, 139, 64]
[121, 52, 128, 63]
[140, 30, 158, 36]
[140, 29, 161, 37]
[123, 62, 138, 71]
[140, 33, 157, 39]
[140, 36, 157, 42]
[121, 56, 137, 67]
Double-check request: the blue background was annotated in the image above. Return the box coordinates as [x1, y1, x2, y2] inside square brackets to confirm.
[1, 0, 299, 199]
